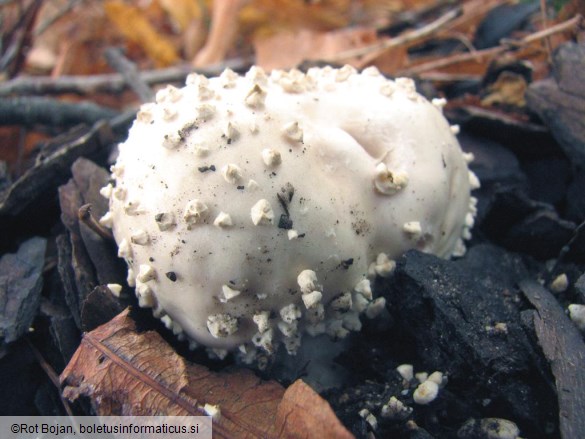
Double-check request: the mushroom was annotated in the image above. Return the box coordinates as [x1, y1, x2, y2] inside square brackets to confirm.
[102, 65, 478, 358]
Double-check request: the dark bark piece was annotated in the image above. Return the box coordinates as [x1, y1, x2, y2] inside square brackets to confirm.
[68, 231, 97, 325]
[69, 158, 126, 286]
[482, 187, 579, 260]
[519, 279, 585, 439]
[70, 158, 110, 218]
[473, 2, 539, 49]
[38, 264, 82, 368]
[81, 285, 129, 333]
[56, 233, 82, 328]
[79, 222, 126, 286]
[0, 341, 45, 415]
[458, 132, 523, 186]
[575, 274, 585, 303]
[553, 42, 585, 99]
[447, 105, 557, 159]
[384, 244, 558, 436]
[58, 179, 83, 235]
[505, 210, 576, 260]
[526, 43, 585, 169]
[566, 171, 585, 224]
[58, 158, 127, 324]
[34, 380, 67, 416]
[523, 157, 571, 206]
[0, 121, 114, 216]
[55, 226, 98, 331]
[0, 236, 47, 346]
[49, 316, 80, 368]
[526, 79, 585, 168]
[0, 161, 11, 192]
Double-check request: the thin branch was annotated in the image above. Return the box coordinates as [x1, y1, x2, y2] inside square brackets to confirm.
[0, 96, 118, 127]
[507, 13, 583, 45]
[401, 14, 583, 75]
[34, 0, 83, 37]
[0, 0, 43, 76]
[328, 7, 462, 63]
[547, 219, 585, 283]
[33, 0, 82, 36]
[539, 0, 552, 60]
[104, 47, 154, 103]
[417, 72, 483, 82]
[401, 46, 503, 76]
[78, 203, 114, 241]
[0, 57, 251, 96]
[26, 338, 75, 418]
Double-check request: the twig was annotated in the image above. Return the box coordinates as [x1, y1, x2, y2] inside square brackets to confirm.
[328, 7, 462, 62]
[510, 13, 583, 45]
[440, 30, 477, 54]
[78, 203, 114, 241]
[33, 0, 81, 36]
[104, 47, 154, 103]
[0, 0, 43, 76]
[0, 96, 118, 127]
[16, 126, 25, 178]
[402, 14, 583, 75]
[417, 72, 483, 82]
[547, 219, 585, 283]
[400, 46, 503, 76]
[539, 0, 552, 60]
[0, 57, 251, 96]
[25, 338, 75, 418]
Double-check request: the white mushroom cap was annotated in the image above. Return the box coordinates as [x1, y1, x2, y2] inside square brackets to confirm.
[106, 65, 476, 353]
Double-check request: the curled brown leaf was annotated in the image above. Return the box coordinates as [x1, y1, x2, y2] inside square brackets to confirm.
[61, 309, 352, 438]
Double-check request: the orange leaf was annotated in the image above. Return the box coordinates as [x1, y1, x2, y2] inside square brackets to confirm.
[481, 71, 528, 107]
[276, 380, 354, 439]
[158, 0, 205, 32]
[60, 309, 285, 437]
[60, 309, 353, 438]
[104, 1, 179, 67]
[254, 27, 379, 70]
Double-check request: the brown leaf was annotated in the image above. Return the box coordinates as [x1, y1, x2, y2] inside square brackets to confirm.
[276, 380, 354, 439]
[481, 71, 527, 107]
[104, 1, 179, 67]
[27, 0, 124, 76]
[158, 0, 204, 32]
[254, 27, 379, 70]
[60, 309, 287, 437]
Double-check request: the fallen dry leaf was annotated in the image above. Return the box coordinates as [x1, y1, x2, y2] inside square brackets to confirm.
[27, 0, 121, 76]
[481, 71, 528, 107]
[0, 127, 49, 173]
[60, 309, 282, 436]
[104, 0, 179, 68]
[275, 380, 354, 439]
[158, 0, 205, 32]
[60, 309, 353, 438]
[194, 0, 401, 67]
[254, 27, 379, 70]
